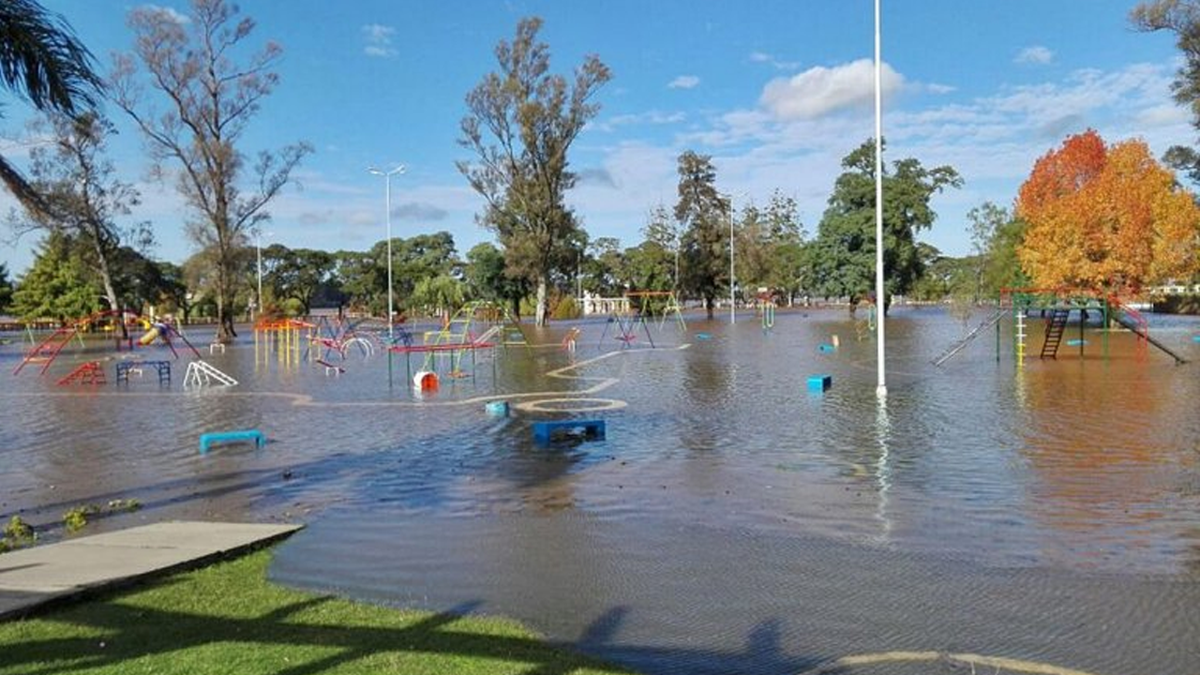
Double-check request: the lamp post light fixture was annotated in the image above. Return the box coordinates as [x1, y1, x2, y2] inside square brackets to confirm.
[368, 164, 406, 340]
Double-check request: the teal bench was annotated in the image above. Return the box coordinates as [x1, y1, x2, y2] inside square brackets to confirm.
[532, 419, 605, 443]
[199, 429, 265, 454]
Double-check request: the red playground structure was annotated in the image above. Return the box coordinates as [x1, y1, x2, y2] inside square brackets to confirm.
[13, 310, 201, 377]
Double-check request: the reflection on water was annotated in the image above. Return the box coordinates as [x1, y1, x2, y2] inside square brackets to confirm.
[3, 309, 1200, 672]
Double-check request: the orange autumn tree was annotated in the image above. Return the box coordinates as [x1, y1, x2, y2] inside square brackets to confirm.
[1016, 129, 1200, 293]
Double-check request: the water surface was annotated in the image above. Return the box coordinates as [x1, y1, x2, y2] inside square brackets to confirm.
[2, 308, 1198, 674]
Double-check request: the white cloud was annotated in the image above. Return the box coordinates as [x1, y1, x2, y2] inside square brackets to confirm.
[593, 110, 686, 132]
[668, 75, 700, 90]
[139, 4, 189, 24]
[362, 24, 397, 58]
[748, 51, 800, 71]
[1015, 46, 1054, 65]
[760, 59, 905, 120]
[1137, 103, 1190, 127]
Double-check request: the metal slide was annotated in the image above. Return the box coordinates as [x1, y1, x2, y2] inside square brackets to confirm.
[1111, 312, 1188, 364]
[931, 307, 1008, 366]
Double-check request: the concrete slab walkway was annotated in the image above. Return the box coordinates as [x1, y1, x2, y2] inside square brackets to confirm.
[0, 521, 301, 620]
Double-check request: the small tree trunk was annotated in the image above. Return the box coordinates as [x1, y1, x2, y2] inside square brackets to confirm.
[535, 276, 549, 326]
[704, 295, 714, 320]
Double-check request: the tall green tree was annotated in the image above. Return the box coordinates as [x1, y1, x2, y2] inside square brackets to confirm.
[457, 16, 611, 326]
[10, 112, 148, 334]
[966, 201, 1029, 299]
[11, 232, 99, 322]
[622, 241, 674, 294]
[464, 241, 528, 316]
[111, 0, 311, 341]
[582, 236, 625, 296]
[392, 232, 458, 299]
[809, 138, 961, 313]
[410, 274, 465, 322]
[0, 0, 100, 216]
[736, 190, 805, 296]
[642, 204, 681, 289]
[334, 249, 382, 315]
[264, 246, 335, 316]
[675, 150, 729, 319]
[153, 261, 192, 322]
[0, 262, 12, 313]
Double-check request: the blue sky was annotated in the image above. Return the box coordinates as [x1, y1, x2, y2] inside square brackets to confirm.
[0, 0, 1193, 275]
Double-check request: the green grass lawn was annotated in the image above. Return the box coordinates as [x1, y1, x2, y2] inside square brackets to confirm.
[0, 548, 634, 675]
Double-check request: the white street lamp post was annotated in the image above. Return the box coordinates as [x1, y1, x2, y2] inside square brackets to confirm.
[730, 203, 736, 324]
[368, 164, 406, 341]
[874, 0, 888, 397]
[254, 230, 273, 321]
[727, 191, 747, 324]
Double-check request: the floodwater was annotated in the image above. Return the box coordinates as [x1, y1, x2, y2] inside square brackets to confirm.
[2, 307, 1199, 674]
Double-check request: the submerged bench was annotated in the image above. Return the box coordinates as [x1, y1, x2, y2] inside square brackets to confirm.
[532, 419, 606, 444]
[199, 429, 266, 454]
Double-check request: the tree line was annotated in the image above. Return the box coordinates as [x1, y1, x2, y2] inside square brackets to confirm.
[1, 1, 1198, 330]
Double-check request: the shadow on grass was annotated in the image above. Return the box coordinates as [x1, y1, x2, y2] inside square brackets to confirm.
[1, 572, 822, 675]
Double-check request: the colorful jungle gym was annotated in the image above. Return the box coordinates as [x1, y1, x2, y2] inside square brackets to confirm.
[13, 310, 201, 377]
[386, 301, 526, 387]
[933, 288, 1188, 366]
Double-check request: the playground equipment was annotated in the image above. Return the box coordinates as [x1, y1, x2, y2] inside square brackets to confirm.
[116, 360, 172, 386]
[755, 291, 777, 331]
[624, 291, 686, 332]
[854, 303, 878, 341]
[183, 360, 238, 387]
[57, 361, 106, 386]
[315, 358, 345, 376]
[562, 327, 581, 353]
[413, 369, 439, 391]
[301, 315, 376, 363]
[598, 311, 654, 349]
[596, 297, 658, 350]
[254, 318, 306, 368]
[931, 307, 1007, 367]
[932, 288, 1188, 366]
[135, 319, 202, 359]
[382, 301, 522, 386]
[807, 375, 832, 392]
[199, 429, 265, 453]
[761, 302, 776, 330]
[531, 419, 606, 444]
[14, 310, 198, 376]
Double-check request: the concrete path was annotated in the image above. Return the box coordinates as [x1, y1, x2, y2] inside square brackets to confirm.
[0, 521, 301, 620]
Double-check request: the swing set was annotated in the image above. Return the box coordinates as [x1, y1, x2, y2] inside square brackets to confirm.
[595, 290, 688, 349]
